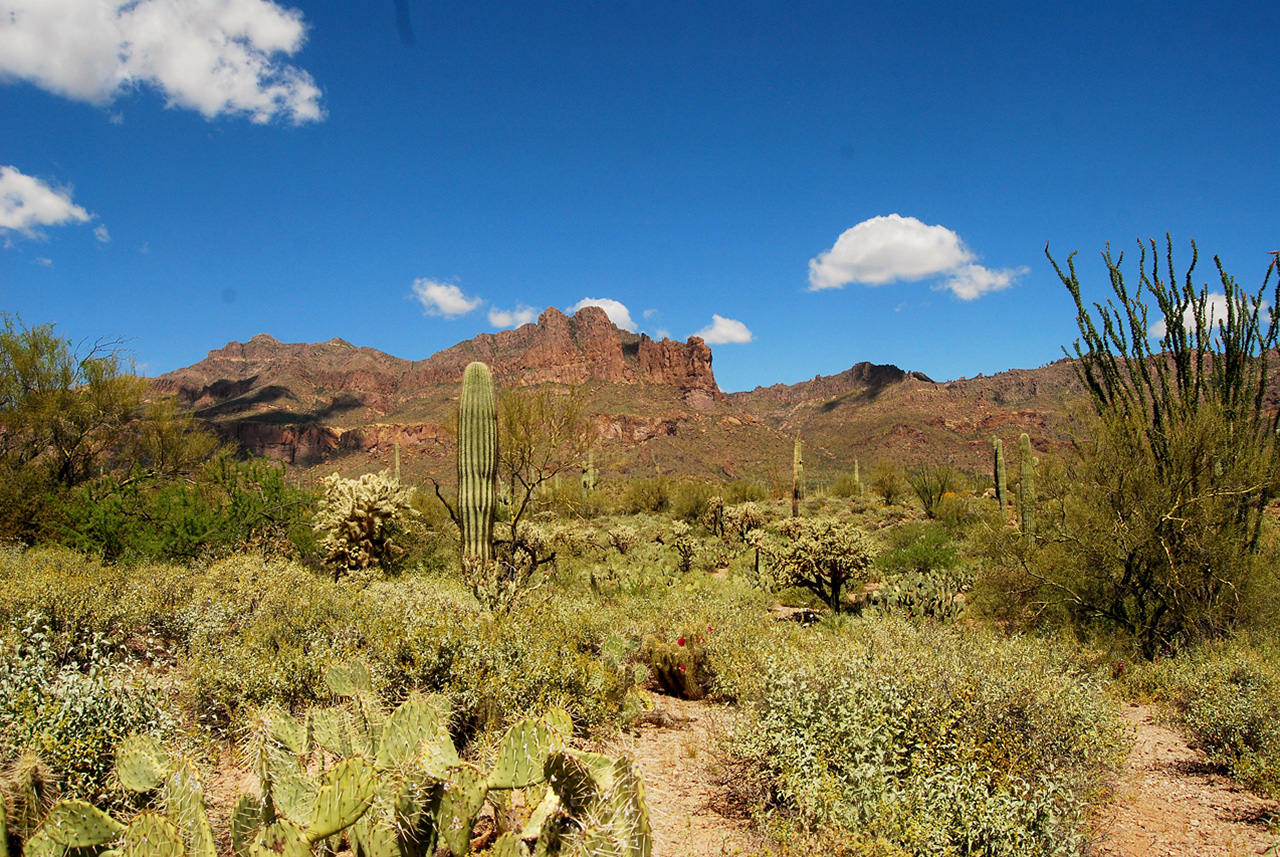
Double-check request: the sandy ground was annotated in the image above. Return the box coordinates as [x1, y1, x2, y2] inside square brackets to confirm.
[1091, 703, 1277, 857]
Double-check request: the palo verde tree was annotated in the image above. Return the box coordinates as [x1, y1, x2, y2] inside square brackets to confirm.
[1039, 237, 1280, 657]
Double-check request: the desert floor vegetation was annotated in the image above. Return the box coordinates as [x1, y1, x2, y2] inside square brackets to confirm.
[3, 242, 1280, 854]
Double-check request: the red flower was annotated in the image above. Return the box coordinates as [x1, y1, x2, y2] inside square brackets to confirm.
[677, 637, 685, 646]
[678, 664, 686, 671]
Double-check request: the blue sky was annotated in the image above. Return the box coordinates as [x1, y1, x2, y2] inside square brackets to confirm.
[2, 1, 1277, 393]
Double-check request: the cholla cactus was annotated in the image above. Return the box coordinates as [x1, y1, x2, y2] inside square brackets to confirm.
[607, 523, 639, 555]
[723, 501, 764, 541]
[755, 517, 876, 612]
[314, 471, 417, 573]
[670, 520, 698, 573]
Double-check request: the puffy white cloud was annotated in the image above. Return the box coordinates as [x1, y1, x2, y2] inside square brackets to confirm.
[412, 279, 481, 318]
[0, 0, 323, 124]
[571, 297, 637, 332]
[808, 213, 1025, 300]
[694, 314, 753, 344]
[489, 304, 537, 329]
[940, 263, 1029, 301]
[93, 224, 111, 243]
[0, 165, 92, 236]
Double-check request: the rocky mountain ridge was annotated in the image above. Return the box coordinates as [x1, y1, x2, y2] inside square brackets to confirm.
[152, 306, 1092, 480]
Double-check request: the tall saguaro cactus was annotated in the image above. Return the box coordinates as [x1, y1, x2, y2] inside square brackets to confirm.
[992, 437, 1007, 514]
[458, 362, 497, 561]
[1017, 433, 1035, 535]
[792, 433, 804, 518]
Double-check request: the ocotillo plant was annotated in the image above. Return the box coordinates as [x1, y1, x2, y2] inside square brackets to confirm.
[792, 433, 804, 518]
[1018, 433, 1035, 534]
[459, 361, 497, 561]
[993, 437, 1007, 513]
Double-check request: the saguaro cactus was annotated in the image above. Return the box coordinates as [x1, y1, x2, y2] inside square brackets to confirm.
[993, 437, 1007, 514]
[459, 362, 497, 561]
[1018, 433, 1035, 534]
[792, 433, 804, 518]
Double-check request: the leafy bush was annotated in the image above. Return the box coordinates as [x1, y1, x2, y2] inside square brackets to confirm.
[0, 613, 174, 802]
[829, 473, 863, 499]
[871, 522, 971, 620]
[622, 477, 670, 513]
[733, 617, 1124, 855]
[670, 479, 717, 521]
[57, 455, 314, 562]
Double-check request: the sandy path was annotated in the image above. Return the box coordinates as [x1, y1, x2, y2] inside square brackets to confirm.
[1092, 703, 1276, 857]
[617, 693, 767, 857]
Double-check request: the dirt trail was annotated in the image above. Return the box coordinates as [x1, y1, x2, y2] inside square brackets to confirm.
[1092, 703, 1277, 857]
[618, 693, 765, 856]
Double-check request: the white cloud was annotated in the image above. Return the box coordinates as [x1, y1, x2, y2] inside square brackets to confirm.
[93, 224, 111, 243]
[412, 279, 482, 318]
[0, 165, 92, 236]
[34, 256, 52, 266]
[489, 304, 537, 329]
[940, 263, 1029, 301]
[808, 213, 1025, 300]
[0, 0, 323, 124]
[694, 314, 753, 344]
[571, 297, 637, 332]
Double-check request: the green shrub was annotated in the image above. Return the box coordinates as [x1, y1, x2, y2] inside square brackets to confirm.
[829, 473, 863, 499]
[622, 476, 670, 513]
[0, 613, 174, 803]
[724, 479, 770, 504]
[671, 479, 717, 522]
[733, 617, 1124, 855]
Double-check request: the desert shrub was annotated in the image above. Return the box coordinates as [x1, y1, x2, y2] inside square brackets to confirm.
[670, 479, 717, 521]
[868, 460, 908, 506]
[314, 471, 418, 575]
[622, 476, 670, 513]
[1037, 240, 1280, 658]
[733, 617, 1124, 855]
[57, 456, 315, 563]
[0, 546, 193, 653]
[0, 613, 174, 803]
[906, 465, 960, 518]
[724, 479, 771, 504]
[181, 555, 370, 725]
[829, 473, 863, 499]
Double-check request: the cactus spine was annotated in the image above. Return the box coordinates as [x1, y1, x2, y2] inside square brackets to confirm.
[458, 362, 497, 561]
[993, 437, 1006, 514]
[791, 433, 804, 518]
[1018, 433, 1035, 534]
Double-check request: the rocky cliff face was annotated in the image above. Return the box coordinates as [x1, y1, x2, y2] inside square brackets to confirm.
[150, 307, 724, 464]
[155, 307, 720, 409]
[401, 306, 720, 399]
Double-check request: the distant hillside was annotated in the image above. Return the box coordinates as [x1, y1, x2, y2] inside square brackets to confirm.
[153, 307, 1097, 485]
